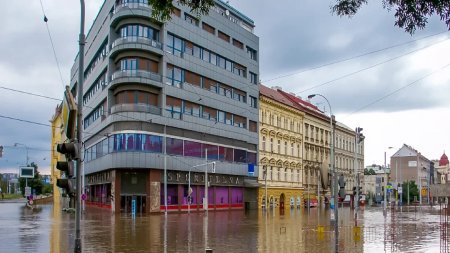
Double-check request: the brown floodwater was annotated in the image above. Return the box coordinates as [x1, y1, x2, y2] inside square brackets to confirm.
[0, 202, 447, 252]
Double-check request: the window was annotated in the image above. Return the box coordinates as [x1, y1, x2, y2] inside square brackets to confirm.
[250, 72, 257, 84]
[277, 140, 281, 153]
[184, 71, 201, 87]
[166, 33, 184, 56]
[166, 96, 182, 119]
[166, 64, 183, 87]
[250, 96, 257, 108]
[262, 136, 266, 151]
[184, 140, 203, 158]
[291, 143, 294, 156]
[184, 13, 199, 26]
[202, 22, 215, 34]
[218, 31, 230, 42]
[120, 58, 137, 71]
[233, 89, 246, 103]
[202, 106, 217, 121]
[232, 39, 243, 49]
[120, 24, 159, 41]
[233, 115, 246, 128]
[219, 146, 233, 162]
[270, 138, 274, 152]
[234, 149, 246, 163]
[249, 121, 257, 133]
[285, 142, 287, 155]
[183, 101, 200, 117]
[167, 138, 183, 155]
[247, 46, 257, 60]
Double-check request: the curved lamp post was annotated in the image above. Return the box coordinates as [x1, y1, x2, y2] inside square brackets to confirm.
[307, 94, 337, 253]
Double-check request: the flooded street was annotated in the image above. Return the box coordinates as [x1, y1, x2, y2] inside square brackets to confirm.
[0, 202, 447, 252]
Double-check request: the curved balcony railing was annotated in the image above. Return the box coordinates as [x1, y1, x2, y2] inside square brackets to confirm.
[113, 2, 150, 15]
[111, 36, 162, 51]
[111, 70, 162, 83]
[111, 103, 162, 115]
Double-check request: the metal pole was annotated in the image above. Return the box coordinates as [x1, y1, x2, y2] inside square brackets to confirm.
[164, 124, 167, 214]
[354, 130, 358, 225]
[331, 115, 338, 253]
[384, 151, 387, 216]
[265, 166, 268, 210]
[418, 153, 422, 205]
[188, 168, 191, 214]
[75, 1, 85, 252]
[205, 149, 208, 211]
[307, 94, 337, 252]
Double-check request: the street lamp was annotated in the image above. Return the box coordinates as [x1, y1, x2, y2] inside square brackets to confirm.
[384, 146, 393, 216]
[307, 94, 337, 253]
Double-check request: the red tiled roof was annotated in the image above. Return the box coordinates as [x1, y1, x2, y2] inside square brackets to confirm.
[259, 84, 298, 109]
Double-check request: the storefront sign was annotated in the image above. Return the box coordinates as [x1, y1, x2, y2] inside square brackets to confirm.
[87, 171, 112, 185]
[166, 171, 243, 186]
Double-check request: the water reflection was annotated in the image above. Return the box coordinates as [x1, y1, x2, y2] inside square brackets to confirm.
[0, 203, 448, 252]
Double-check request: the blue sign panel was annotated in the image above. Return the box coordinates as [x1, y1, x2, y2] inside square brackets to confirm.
[248, 164, 255, 176]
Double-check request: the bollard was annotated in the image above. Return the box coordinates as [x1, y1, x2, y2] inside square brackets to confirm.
[205, 248, 213, 253]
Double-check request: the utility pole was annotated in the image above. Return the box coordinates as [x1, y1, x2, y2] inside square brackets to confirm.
[354, 127, 364, 226]
[75, 1, 85, 252]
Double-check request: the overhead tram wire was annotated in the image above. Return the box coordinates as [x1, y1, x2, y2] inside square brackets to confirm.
[295, 37, 450, 95]
[39, 0, 66, 90]
[343, 62, 450, 118]
[262, 30, 449, 83]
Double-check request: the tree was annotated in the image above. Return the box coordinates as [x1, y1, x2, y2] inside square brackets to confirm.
[401, 180, 419, 203]
[364, 168, 376, 175]
[332, 0, 450, 34]
[149, 0, 214, 21]
[19, 162, 44, 196]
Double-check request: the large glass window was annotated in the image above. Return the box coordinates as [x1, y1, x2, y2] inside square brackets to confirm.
[166, 137, 183, 155]
[234, 149, 247, 163]
[166, 34, 183, 56]
[203, 144, 219, 160]
[184, 140, 203, 158]
[120, 24, 159, 41]
[142, 135, 162, 153]
[219, 146, 234, 162]
[247, 152, 256, 164]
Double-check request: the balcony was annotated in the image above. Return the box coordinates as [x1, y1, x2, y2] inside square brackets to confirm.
[110, 37, 162, 57]
[112, 36, 162, 49]
[111, 2, 152, 27]
[111, 103, 162, 115]
[111, 70, 162, 83]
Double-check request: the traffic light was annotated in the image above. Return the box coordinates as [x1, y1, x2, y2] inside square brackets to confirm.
[338, 174, 346, 198]
[55, 142, 79, 197]
[56, 142, 79, 160]
[56, 161, 75, 178]
[356, 127, 365, 143]
[0, 145, 3, 158]
[358, 187, 363, 200]
[353, 186, 357, 196]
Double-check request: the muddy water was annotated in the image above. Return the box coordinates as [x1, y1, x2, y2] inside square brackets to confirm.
[0, 202, 446, 252]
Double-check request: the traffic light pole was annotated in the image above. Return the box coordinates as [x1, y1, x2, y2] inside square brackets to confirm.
[75, 1, 85, 252]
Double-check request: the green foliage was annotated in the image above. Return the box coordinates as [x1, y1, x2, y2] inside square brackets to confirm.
[149, 0, 214, 21]
[364, 168, 376, 175]
[332, 0, 450, 34]
[401, 180, 419, 203]
[42, 184, 53, 195]
[19, 162, 44, 196]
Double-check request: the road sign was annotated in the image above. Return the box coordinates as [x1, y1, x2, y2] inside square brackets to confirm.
[25, 187, 31, 197]
[421, 188, 427, 196]
[81, 193, 87, 201]
[398, 187, 402, 194]
[131, 199, 136, 216]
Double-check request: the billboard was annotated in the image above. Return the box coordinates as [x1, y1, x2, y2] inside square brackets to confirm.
[408, 161, 417, 167]
[20, 167, 35, 178]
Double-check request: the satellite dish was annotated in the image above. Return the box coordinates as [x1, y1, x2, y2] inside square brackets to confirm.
[225, 10, 230, 16]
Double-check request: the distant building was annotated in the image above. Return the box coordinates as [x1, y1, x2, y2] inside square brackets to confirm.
[435, 152, 450, 184]
[390, 144, 432, 203]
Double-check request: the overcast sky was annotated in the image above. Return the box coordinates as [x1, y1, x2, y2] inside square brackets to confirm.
[1, 0, 449, 174]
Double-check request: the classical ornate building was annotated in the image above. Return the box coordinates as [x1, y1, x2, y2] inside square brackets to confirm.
[278, 90, 331, 203]
[258, 85, 304, 209]
[335, 122, 364, 195]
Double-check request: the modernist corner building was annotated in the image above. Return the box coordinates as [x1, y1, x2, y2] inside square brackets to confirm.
[69, 0, 259, 214]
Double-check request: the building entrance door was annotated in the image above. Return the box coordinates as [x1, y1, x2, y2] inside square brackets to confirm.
[120, 194, 146, 214]
[280, 193, 285, 210]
